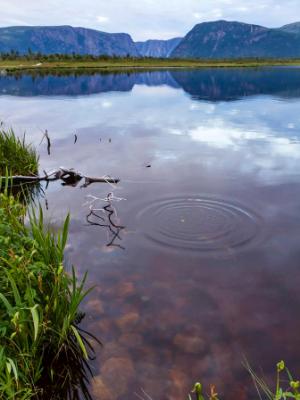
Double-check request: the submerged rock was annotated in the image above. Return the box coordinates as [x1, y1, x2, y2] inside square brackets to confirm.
[173, 333, 206, 354]
[86, 298, 105, 314]
[168, 368, 189, 399]
[117, 281, 135, 297]
[101, 357, 135, 397]
[91, 376, 114, 400]
[101, 341, 130, 362]
[118, 332, 143, 348]
[116, 312, 139, 332]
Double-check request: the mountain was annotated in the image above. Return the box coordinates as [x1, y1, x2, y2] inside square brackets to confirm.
[0, 26, 139, 56]
[170, 68, 300, 101]
[1, 21, 300, 59]
[280, 22, 300, 35]
[135, 38, 182, 58]
[2, 69, 300, 100]
[170, 20, 300, 59]
[0, 71, 179, 96]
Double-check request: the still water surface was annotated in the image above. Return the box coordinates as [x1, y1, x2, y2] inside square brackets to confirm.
[1, 68, 300, 399]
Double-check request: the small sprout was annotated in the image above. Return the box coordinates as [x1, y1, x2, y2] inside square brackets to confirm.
[191, 382, 205, 400]
[209, 384, 219, 400]
[192, 382, 202, 393]
[291, 381, 300, 391]
[277, 360, 285, 372]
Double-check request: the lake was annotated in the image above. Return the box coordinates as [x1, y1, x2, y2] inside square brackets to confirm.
[1, 67, 300, 400]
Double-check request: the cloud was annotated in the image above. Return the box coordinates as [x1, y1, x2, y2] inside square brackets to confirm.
[0, 0, 300, 40]
[96, 15, 109, 24]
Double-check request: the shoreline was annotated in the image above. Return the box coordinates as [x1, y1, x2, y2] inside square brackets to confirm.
[1, 59, 300, 72]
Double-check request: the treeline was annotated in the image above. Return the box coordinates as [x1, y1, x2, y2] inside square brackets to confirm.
[0, 49, 145, 61]
[1, 49, 300, 63]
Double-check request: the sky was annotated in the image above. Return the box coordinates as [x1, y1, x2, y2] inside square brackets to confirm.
[0, 0, 300, 41]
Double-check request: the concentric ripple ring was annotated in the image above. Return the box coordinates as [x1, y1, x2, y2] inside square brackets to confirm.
[136, 196, 263, 253]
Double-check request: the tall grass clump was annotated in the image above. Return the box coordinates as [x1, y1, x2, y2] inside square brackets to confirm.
[0, 128, 38, 176]
[0, 185, 96, 399]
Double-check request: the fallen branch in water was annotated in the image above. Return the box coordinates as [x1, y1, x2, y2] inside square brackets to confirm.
[2, 167, 120, 188]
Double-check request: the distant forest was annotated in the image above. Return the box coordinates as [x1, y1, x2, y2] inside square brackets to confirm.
[1, 49, 300, 63]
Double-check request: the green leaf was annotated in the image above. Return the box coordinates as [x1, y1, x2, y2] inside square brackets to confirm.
[7, 358, 18, 382]
[30, 305, 39, 341]
[0, 293, 13, 315]
[61, 213, 70, 251]
[71, 325, 88, 360]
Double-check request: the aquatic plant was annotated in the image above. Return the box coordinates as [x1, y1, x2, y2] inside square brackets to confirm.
[246, 360, 300, 400]
[188, 362, 300, 400]
[188, 382, 219, 400]
[0, 187, 97, 399]
[0, 128, 38, 176]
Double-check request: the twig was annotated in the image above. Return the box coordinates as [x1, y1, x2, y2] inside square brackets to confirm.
[40, 129, 51, 155]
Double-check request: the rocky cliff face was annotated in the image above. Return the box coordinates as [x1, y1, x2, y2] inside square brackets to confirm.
[0, 26, 139, 56]
[279, 22, 300, 35]
[1, 21, 300, 59]
[135, 38, 182, 58]
[170, 20, 300, 59]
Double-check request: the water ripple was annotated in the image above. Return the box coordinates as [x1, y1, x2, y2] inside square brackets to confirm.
[136, 196, 263, 253]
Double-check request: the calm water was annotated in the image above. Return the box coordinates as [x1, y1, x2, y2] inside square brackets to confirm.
[1, 68, 300, 399]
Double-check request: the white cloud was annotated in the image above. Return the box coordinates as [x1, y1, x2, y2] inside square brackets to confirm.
[211, 8, 223, 18]
[101, 101, 112, 108]
[193, 12, 204, 19]
[96, 15, 109, 24]
[235, 7, 249, 12]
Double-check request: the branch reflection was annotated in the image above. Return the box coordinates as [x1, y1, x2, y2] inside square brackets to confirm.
[85, 193, 126, 250]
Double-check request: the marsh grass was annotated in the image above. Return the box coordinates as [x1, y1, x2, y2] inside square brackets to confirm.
[1, 56, 300, 72]
[245, 360, 300, 400]
[188, 362, 300, 400]
[0, 187, 98, 399]
[0, 128, 38, 176]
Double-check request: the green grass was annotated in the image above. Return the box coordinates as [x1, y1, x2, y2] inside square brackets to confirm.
[0, 189, 96, 399]
[0, 128, 38, 176]
[1, 57, 300, 72]
[0, 129, 96, 399]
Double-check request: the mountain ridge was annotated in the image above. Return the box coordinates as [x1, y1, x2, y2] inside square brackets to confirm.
[170, 20, 300, 59]
[0, 21, 300, 59]
[279, 21, 300, 35]
[135, 38, 182, 58]
[0, 25, 139, 56]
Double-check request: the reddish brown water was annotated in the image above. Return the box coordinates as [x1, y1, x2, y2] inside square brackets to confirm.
[1, 68, 300, 399]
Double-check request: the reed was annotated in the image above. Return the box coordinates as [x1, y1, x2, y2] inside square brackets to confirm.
[0, 188, 98, 399]
[0, 128, 38, 176]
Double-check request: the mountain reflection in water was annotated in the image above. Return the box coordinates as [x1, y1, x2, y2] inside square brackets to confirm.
[1, 67, 300, 101]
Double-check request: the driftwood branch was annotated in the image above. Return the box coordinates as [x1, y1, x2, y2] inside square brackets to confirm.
[3, 168, 120, 188]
